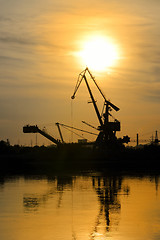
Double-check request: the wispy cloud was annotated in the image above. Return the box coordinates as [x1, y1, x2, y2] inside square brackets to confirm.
[0, 54, 25, 63]
[0, 16, 12, 22]
[0, 35, 36, 46]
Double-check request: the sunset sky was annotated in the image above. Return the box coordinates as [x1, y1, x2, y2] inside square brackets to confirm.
[0, 0, 160, 145]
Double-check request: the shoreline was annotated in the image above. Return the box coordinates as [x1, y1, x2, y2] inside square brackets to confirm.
[0, 144, 160, 175]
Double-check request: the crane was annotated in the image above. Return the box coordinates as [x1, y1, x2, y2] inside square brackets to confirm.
[55, 122, 65, 143]
[71, 68, 130, 147]
[23, 125, 61, 145]
[23, 122, 97, 146]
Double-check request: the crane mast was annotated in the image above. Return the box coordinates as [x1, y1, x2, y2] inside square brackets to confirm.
[83, 74, 103, 127]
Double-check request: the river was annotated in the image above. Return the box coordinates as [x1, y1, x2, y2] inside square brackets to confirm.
[0, 172, 160, 240]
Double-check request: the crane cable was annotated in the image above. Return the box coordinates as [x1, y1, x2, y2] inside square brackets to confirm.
[71, 99, 74, 142]
[61, 125, 90, 141]
[59, 123, 98, 136]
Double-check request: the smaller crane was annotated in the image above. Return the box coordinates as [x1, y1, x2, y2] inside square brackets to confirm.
[55, 122, 65, 144]
[23, 125, 61, 145]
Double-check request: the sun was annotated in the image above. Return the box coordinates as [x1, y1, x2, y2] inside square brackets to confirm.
[79, 36, 119, 72]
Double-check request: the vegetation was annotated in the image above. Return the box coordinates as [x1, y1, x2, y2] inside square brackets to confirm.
[0, 139, 160, 175]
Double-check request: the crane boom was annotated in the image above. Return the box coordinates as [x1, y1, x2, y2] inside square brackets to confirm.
[71, 69, 86, 99]
[71, 69, 103, 127]
[86, 68, 120, 111]
[23, 125, 61, 145]
[71, 68, 119, 111]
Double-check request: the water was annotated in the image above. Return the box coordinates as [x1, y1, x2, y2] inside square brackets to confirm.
[0, 173, 160, 240]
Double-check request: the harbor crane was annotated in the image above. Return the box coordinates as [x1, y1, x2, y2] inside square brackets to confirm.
[71, 68, 130, 147]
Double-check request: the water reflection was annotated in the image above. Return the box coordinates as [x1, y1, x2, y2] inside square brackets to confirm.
[22, 174, 131, 239]
[91, 176, 130, 237]
[0, 174, 160, 240]
[154, 175, 159, 194]
[0, 177, 5, 188]
[23, 176, 74, 212]
[23, 186, 55, 212]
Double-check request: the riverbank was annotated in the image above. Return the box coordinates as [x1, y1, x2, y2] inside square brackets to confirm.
[0, 143, 160, 175]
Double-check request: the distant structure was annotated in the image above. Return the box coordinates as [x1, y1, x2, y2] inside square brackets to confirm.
[136, 133, 139, 146]
[136, 131, 160, 146]
[153, 130, 159, 144]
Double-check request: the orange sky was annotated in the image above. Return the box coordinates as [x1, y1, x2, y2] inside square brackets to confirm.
[0, 0, 160, 145]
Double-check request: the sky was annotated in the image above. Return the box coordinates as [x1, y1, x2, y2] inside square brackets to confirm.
[0, 0, 160, 145]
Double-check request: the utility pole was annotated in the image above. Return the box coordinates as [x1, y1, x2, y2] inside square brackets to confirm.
[136, 133, 139, 146]
[155, 130, 158, 144]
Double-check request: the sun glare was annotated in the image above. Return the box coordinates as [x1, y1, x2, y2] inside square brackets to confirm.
[79, 36, 119, 72]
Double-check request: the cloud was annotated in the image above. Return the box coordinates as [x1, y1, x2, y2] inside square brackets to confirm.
[152, 66, 160, 75]
[142, 84, 160, 102]
[152, 232, 160, 240]
[0, 16, 12, 22]
[0, 35, 36, 46]
[145, 94, 160, 103]
[0, 55, 24, 62]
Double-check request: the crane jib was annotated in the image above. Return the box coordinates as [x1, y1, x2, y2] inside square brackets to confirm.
[71, 68, 119, 112]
